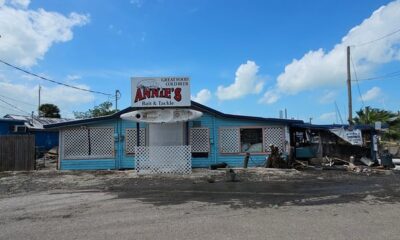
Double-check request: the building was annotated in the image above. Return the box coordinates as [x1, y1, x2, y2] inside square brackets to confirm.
[44, 101, 303, 171]
[291, 123, 377, 162]
[1, 114, 71, 150]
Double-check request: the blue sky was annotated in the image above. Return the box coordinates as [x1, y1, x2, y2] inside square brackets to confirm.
[0, 0, 399, 123]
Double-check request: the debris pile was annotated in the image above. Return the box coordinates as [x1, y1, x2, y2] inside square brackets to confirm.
[265, 145, 288, 169]
[293, 154, 394, 174]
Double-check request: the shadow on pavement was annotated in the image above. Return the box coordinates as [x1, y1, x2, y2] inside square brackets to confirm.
[112, 172, 400, 209]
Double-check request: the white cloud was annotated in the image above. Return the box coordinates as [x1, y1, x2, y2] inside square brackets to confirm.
[0, 81, 95, 117]
[9, 0, 30, 8]
[0, 1, 89, 67]
[258, 89, 280, 104]
[319, 112, 336, 122]
[216, 60, 264, 100]
[191, 89, 211, 104]
[361, 86, 381, 101]
[66, 74, 81, 82]
[0, 2, 91, 118]
[319, 90, 337, 104]
[264, 0, 400, 102]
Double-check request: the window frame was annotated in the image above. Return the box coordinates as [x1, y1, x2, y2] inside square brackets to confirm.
[239, 127, 265, 154]
[219, 126, 285, 155]
[189, 127, 210, 158]
[62, 126, 115, 160]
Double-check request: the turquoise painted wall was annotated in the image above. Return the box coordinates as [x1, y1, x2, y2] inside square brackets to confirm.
[60, 119, 118, 170]
[59, 113, 287, 170]
[212, 117, 285, 167]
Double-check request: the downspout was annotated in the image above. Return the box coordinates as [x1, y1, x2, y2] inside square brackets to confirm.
[116, 119, 121, 170]
[58, 129, 62, 170]
[212, 116, 217, 164]
[136, 122, 140, 171]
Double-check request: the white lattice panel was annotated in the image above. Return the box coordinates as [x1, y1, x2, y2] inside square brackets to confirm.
[135, 145, 191, 174]
[219, 128, 240, 153]
[89, 127, 114, 158]
[125, 128, 146, 154]
[62, 128, 89, 159]
[264, 127, 285, 152]
[190, 128, 209, 153]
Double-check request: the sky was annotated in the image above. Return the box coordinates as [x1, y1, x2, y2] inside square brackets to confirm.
[0, 0, 399, 124]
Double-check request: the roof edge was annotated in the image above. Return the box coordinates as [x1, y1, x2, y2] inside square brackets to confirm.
[44, 101, 304, 128]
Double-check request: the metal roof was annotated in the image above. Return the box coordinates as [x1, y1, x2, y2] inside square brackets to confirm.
[4, 114, 72, 130]
[43, 101, 304, 129]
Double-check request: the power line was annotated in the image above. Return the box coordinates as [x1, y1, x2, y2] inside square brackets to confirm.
[352, 27, 400, 47]
[0, 103, 21, 113]
[350, 55, 364, 108]
[0, 93, 36, 107]
[0, 96, 31, 115]
[0, 59, 114, 97]
[334, 101, 344, 124]
[354, 69, 400, 81]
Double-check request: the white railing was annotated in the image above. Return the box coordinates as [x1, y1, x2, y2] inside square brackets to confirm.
[135, 145, 192, 174]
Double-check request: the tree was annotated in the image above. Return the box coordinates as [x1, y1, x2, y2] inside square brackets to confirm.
[353, 106, 394, 125]
[39, 103, 61, 118]
[354, 106, 400, 141]
[74, 101, 118, 119]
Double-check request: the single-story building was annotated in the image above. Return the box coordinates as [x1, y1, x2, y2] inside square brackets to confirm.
[44, 101, 303, 171]
[1, 114, 71, 151]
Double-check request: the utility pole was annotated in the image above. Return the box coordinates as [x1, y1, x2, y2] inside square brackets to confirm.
[115, 90, 121, 111]
[346, 46, 353, 126]
[38, 85, 41, 117]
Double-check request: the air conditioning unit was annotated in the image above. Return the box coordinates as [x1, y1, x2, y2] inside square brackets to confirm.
[13, 125, 27, 133]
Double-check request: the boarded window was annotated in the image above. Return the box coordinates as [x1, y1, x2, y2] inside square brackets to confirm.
[190, 128, 209, 158]
[125, 128, 146, 154]
[62, 127, 114, 159]
[219, 128, 240, 153]
[89, 128, 115, 158]
[264, 127, 285, 152]
[62, 128, 90, 159]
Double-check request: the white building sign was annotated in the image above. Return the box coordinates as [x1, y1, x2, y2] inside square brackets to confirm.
[329, 128, 363, 146]
[132, 77, 190, 107]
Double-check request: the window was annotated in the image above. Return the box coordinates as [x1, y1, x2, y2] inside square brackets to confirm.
[220, 126, 286, 154]
[219, 128, 240, 153]
[62, 127, 114, 159]
[190, 128, 209, 158]
[125, 128, 146, 155]
[263, 127, 285, 152]
[240, 128, 263, 152]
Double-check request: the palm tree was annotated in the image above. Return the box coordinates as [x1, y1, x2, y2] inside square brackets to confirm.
[354, 106, 400, 141]
[353, 106, 394, 125]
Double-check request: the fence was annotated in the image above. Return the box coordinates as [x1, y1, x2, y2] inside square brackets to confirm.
[135, 145, 192, 174]
[0, 135, 35, 171]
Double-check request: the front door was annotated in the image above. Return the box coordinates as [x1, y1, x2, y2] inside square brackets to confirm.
[135, 122, 191, 174]
[148, 122, 187, 146]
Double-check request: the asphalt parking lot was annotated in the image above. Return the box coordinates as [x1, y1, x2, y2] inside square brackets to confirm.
[1, 169, 400, 240]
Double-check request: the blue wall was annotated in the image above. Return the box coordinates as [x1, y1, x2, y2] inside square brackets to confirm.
[0, 120, 25, 135]
[0, 120, 59, 150]
[58, 113, 288, 170]
[34, 131, 59, 150]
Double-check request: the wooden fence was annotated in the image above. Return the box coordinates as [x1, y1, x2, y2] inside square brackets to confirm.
[0, 135, 35, 171]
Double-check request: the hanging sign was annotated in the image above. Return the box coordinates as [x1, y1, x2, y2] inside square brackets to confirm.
[131, 77, 190, 107]
[329, 127, 363, 146]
